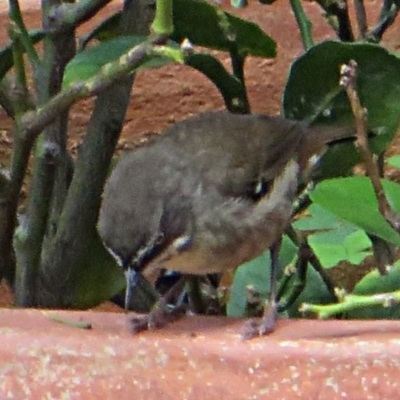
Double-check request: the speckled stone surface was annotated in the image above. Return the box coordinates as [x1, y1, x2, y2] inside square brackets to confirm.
[1, 309, 400, 399]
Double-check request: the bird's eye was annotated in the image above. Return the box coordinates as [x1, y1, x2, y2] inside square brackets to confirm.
[250, 179, 272, 201]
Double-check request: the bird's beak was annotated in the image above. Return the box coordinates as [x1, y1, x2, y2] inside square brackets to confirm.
[124, 267, 139, 310]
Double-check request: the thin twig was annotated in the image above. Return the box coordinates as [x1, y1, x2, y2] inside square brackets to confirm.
[314, 0, 354, 41]
[353, 0, 368, 38]
[8, 24, 32, 116]
[340, 60, 400, 232]
[367, 0, 399, 42]
[300, 288, 400, 318]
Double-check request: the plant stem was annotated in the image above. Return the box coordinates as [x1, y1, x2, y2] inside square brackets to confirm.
[8, 25, 31, 116]
[19, 39, 183, 141]
[289, 0, 313, 51]
[44, 0, 112, 33]
[313, 0, 354, 42]
[151, 0, 173, 35]
[8, 0, 41, 70]
[368, 0, 399, 42]
[300, 290, 400, 318]
[14, 13, 76, 306]
[36, 0, 159, 308]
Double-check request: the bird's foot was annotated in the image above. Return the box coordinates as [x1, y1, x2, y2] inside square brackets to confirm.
[240, 301, 278, 340]
[129, 303, 187, 334]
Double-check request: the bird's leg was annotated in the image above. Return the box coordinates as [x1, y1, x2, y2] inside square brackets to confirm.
[241, 239, 282, 340]
[124, 267, 139, 310]
[259, 239, 281, 334]
[130, 275, 188, 334]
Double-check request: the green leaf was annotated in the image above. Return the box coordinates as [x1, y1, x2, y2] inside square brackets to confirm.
[345, 231, 373, 264]
[172, 0, 276, 58]
[283, 41, 400, 177]
[79, 0, 276, 58]
[308, 229, 371, 268]
[294, 203, 355, 231]
[311, 176, 400, 246]
[63, 36, 177, 88]
[308, 234, 344, 268]
[71, 230, 125, 309]
[283, 41, 400, 138]
[387, 155, 400, 169]
[295, 204, 371, 267]
[348, 264, 400, 319]
[185, 53, 248, 112]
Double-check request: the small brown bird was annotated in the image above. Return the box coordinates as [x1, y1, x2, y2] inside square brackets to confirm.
[98, 111, 353, 337]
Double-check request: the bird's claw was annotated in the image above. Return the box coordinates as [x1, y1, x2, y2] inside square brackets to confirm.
[240, 302, 278, 340]
[129, 304, 187, 334]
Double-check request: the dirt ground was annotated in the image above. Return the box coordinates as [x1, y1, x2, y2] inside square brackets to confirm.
[0, 1, 400, 308]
